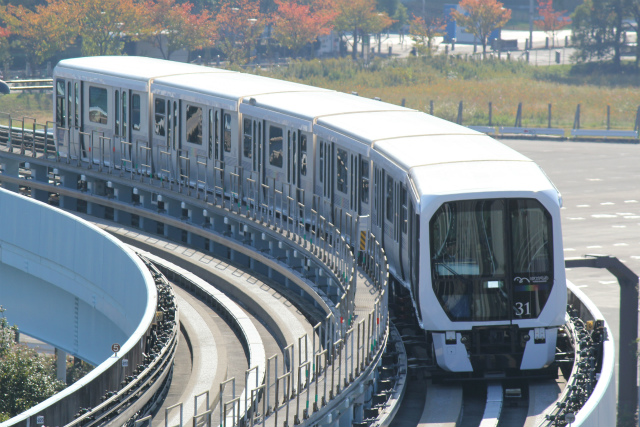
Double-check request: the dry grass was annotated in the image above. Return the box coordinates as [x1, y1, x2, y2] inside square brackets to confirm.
[3, 58, 640, 131]
[0, 92, 52, 124]
[254, 57, 640, 131]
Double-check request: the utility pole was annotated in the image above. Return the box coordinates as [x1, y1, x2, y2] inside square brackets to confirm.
[529, 0, 534, 49]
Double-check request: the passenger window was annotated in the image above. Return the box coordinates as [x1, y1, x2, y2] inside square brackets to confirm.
[269, 125, 283, 168]
[115, 90, 120, 136]
[89, 86, 108, 125]
[401, 186, 408, 233]
[386, 177, 394, 221]
[361, 159, 369, 204]
[319, 144, 324, 183]
[243, 118, 252, 158]
[337, 148, 348, 194]
[122, 92, 127, 139]
[74, 82, 79, 127]
[300, 134, 307, 176]
[154, 98, 166, 136]
[56, 80, 66, 127]
[186, 105, 203, 145]
[132, 94, 141, 131]
[223, 113, 231, 152]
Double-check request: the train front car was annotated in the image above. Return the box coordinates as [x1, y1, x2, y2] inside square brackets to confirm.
[413, 137, 566, 374]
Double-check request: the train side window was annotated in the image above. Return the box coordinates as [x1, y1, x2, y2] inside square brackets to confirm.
[243, 118, 252, 158]
[401, 186, 408, 233]
[155, 98, 166, 136]
[186, 105, 203, 145]
[56, 80, 66, 127]
[89, 86, 108, 125]
[132, 94, 141, 131]
[386, 176, 394, 222]
[122, 92, 127, 139]
[299, 134, 307, 176]
[269, 125, 283, 168]
[336, 148, 347, 194]
[74, 82, 79, 127]
[115, 90, 120, 136]
[319, 143, 324, 183]
[67, 82, 71, 128]
[287, 130, 291, 182]
[208, 110, 213, 159]
[223, 113, 231, 153]
[361, 159, 369, 204]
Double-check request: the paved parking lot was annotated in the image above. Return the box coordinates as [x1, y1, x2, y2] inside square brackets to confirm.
[502, 138, 640, 375]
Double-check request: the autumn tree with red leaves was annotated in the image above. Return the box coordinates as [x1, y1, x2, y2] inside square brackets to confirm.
[271, 0, 337, 58]
[534, 0, 570, 48]
[215, 0, 267, 65]
[333, 0, 394, 59]
[409, 15, 446, 55]
[0, 0, 78, 69]
[145, 0, 216, 61]
[450, 0, 511, 57]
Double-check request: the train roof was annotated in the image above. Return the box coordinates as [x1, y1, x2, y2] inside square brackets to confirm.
[241, 91, 412, 121]
[315, 111, 478, 147]
[374, 133, 531, 170]
[412, 160, 555, 199]
[54, 56, 232, 81]
[151, 72, 329, 102]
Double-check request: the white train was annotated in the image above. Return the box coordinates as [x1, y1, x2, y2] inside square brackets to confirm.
[53, 56, 566, 373]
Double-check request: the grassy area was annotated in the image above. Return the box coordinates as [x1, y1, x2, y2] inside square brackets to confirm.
[3, 57, 640, 131]
[0, 92, 52, 124]
[252, 57, 640, 131]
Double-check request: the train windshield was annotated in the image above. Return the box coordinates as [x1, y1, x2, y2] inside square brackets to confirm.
[430, 199, 553, 322]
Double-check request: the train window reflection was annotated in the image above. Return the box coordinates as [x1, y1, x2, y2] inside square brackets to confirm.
[337, 148, 347, 194]
[269, 125, 283, 168]
[154, 98, 165, 136]
[186, 105, 202, 145]
[56, 80, 66, 127]
[299, 134, 307, 176]
[243, 118, 252, 158]
[223, 113, 231, 152]
[430, 198, 553, 321]
[89, 86, 108, 125]
[132, 94, 141, 131]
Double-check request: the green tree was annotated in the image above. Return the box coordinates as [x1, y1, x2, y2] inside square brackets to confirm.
[73, 0, 149, 56]
[333, 0, 394, 59]
[450, 0, 511, 57]
[0, 307, 65, 421]
[571, 0, 624, 67]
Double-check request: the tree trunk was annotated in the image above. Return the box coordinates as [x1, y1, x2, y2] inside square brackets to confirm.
[352, 28, 358, 60]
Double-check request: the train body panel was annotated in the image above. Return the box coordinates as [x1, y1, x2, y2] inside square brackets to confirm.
[53, 56, 567, 374]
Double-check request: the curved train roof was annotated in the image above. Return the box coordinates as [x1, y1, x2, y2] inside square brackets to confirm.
[54, 56, 556, 200]
[55, 56, 233, 81]
[151, 72, 329, 102]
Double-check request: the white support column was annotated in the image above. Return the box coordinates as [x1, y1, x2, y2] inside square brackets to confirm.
[55, 348, 67, 384]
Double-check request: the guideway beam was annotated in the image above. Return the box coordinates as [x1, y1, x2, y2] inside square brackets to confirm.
[565, 255, 638, 426]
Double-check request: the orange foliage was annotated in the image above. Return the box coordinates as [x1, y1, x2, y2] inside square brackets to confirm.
[144, 0, 216, 60]
[534, 0, 570, 46]
[450, 0, 511, 55]
[272, 0, 337, 57]
[214, 0, 267, 64]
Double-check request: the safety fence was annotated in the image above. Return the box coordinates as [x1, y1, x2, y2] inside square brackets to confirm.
[0, 117, 390, 427]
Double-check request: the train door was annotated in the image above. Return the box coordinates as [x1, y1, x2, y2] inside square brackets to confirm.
[55, 78, 83, 160]
[408, 198, 421, 321]
[206, 109, 222, 193]
[317, 139, 333, 223]
[151, 96, 167, 178]
[113, 88, 130, 168]
[297, 132, 312, 218]
[399, 184, 409, 282]
[84, 84, 110, 163]
[359, 156, 371, 218]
